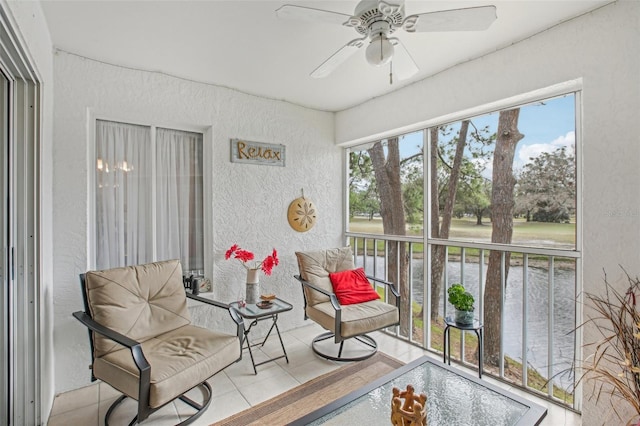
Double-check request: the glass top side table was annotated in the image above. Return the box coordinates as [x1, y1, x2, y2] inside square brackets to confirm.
[229, 298, 293, 374]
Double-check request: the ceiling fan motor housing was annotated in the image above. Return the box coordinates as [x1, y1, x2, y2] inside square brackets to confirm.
[347, 0, 405, 36]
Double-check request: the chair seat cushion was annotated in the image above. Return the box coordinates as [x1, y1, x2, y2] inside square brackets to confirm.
[93, 324, 240, 408]
[306, 300, 399, 339]
[329, 267, 380, 305]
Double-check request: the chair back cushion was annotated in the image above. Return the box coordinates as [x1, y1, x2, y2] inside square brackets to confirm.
[84, 259, 190, 358]
[295, 247, 355, 306]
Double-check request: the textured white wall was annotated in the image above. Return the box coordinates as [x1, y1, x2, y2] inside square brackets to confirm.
[52, 52, 340, 393]
[336, 2, 640, 423]
[3, 0, 55, 422]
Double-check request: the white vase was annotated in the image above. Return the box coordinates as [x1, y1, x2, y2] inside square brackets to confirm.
[246, 268, 260, 304]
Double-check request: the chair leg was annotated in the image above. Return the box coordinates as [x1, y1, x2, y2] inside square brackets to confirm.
[103, 382, 212, 426]
[175, 381, 212, 426]
[311, 331, 378, 362]
[354, 335, 377, 349]
[104, 395, 130, 426]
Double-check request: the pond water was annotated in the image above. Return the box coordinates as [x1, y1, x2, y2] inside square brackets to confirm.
[358, 257, 576, 391]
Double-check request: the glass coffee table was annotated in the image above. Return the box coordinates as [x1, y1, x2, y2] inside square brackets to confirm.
[292, 356, 547, 425]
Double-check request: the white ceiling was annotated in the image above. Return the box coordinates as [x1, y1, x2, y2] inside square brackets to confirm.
[40, 0, 612, 112]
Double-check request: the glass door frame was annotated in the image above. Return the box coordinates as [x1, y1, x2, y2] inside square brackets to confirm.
[0, 5, 43, 424]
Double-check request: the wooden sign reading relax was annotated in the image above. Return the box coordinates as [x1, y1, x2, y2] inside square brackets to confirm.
[230, 139, 285, 167]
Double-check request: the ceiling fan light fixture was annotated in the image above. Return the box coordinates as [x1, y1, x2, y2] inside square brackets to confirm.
[365, 33, 394, 66]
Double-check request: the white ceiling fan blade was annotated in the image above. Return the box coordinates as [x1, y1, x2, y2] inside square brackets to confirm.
[389, 38, 418, 80]
[311, 38, 365, 78]
[403, 6, 497, 32]
[276, 4, 351, 26]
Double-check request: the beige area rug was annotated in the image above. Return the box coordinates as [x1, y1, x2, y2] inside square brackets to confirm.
[212, 352, 404, 426]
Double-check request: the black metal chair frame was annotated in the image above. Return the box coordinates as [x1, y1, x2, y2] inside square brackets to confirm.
[294, 274, 400, 362]
[73, 274, 244, 425]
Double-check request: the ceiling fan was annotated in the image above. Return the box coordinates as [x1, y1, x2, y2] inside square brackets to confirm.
[276, 1, 497, 81]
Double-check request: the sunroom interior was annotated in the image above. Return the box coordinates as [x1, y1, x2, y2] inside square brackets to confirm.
[1, 0, 638, 425]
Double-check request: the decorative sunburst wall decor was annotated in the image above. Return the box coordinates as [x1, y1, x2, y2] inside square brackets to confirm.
[287, 195, 317, 232]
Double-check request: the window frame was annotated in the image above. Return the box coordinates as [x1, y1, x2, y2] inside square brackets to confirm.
[343, 81, 583, 410]
[87, 111, 213, 277]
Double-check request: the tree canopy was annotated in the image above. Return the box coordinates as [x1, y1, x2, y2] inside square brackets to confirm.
[515, 146, 575, 222]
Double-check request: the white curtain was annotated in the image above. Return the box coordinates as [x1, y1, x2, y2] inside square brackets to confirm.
[95, 120, 152, 269]
[95, 121, 203, 271]
[155, 128, 203, 272]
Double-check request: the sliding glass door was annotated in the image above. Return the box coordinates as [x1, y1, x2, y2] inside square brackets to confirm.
[0, 6, 42, 424]
[0, 63, 8, 425]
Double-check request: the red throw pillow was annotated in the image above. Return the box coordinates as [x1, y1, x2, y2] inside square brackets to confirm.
[328, 267, 380, 305]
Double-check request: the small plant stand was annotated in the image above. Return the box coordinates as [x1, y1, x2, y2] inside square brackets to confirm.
[443, 316, 484, 378]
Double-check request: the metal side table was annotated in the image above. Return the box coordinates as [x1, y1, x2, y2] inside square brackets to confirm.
[443, 316, 484, 378]
[229, 298, 293, 374]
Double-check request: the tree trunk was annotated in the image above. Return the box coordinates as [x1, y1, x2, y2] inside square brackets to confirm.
[430, 128, 443, 321]
[475, 210, 483, 225]
[368, 138, 410, 337]
[484, 109, 524, 366]
[430, 122, 469, 320]
[387, 242, 409, 335]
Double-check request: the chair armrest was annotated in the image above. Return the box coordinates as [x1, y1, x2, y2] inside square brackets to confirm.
[295, 274, 342, 339]
[294, 275, 341, 311]
[185, 293, 245, 347]
[72, 311, 150, 374]
[186, 292, 229, 309]
[367, 275, 401, 299]
[73, 311, 140, 348]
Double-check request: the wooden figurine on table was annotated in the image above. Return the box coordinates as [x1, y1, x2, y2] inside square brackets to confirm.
[390, 384, 427, 426]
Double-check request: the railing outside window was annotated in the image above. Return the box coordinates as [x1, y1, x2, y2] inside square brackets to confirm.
[347, 232, 581, 411]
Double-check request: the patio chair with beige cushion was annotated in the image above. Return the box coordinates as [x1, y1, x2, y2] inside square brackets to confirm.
[294, 247, 400, 361]
[73, 259, 243, 425]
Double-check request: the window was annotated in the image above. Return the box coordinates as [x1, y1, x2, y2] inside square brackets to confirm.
[428, 94, 578, 395]
[347, 130, 424, 236]
[433, 94, 576, 249]
[345, 93, 580, 404]
[347, 94, 576, 249]
[95, 120, 203, 271]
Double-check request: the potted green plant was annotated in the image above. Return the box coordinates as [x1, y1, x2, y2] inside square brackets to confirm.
[447, 283, 475, 325]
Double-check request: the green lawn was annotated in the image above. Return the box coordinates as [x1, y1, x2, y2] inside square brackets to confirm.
[349, 216, 575, 248]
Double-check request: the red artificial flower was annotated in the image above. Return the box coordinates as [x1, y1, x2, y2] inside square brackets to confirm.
[261, 249, 279, 275]
[262, 258, 274, 275]
[225, 244, 239, 260]
[234, 249, 254, 263]
[226, 245, 279, 276]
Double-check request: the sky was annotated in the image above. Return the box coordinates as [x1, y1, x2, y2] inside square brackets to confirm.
[482, 93, 575, 172]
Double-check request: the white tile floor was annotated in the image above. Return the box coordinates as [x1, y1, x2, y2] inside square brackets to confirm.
[47, 322, 581, 425]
